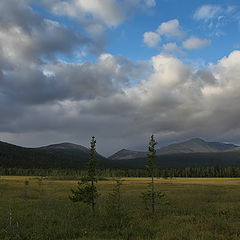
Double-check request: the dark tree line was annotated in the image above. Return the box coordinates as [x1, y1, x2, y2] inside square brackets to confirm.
[1, 135, 240, 178]
[2, 166, 240, 178]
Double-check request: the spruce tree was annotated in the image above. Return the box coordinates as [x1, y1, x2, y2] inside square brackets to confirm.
[147, 134, 157, 215]
[141, 135, 166, 215]
[69, 136, 99, 214]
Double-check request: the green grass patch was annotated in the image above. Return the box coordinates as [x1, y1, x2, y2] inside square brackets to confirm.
[1, 177, 240, 239]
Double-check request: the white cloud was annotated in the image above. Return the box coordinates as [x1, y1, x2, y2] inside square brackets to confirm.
[193, 4, 239, 38]
[52, 0, 124, 28]
[2, 0, 240, 155]
[143, 19, 185, 48]
[144, 0, 156, 7]
[162, 42, 185, 55]
[143, 32, 161, 48]
[44, 0, 156, 35]
[157, 19, 185, 38]
[150, 54, 190, 87]
[162, 42, 186, 55]
[182, 36, 211, 50]
[0, 16, 99, 66]
[193, 5, 222, 22]
[162, 42, 177, 51]
[2, 47, 240, 154]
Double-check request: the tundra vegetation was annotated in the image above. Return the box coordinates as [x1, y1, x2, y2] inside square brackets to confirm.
[1, 136, 240, 239]
[1, 177, 240, 239]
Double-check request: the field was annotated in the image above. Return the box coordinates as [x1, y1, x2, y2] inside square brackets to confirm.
[1, 176, 240, 240]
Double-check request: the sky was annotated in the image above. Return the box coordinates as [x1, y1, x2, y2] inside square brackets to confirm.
[0, 0, 240, 156]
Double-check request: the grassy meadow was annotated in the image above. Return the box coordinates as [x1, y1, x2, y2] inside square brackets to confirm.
[1, 176, 240, 240]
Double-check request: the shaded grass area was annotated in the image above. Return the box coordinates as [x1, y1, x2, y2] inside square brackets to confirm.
[1, 177, 240, 239]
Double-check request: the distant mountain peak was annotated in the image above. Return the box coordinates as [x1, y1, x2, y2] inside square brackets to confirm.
[39, 142, 89, 152]
[44, 142, 81, 148]
[109, 148, 146, 160]
[109, 138, 239, 160]
[117, 149, 129, 153]
[157, 138, 238, 155]
[0, 140, 106, 169]
[187, 138, 205, 142]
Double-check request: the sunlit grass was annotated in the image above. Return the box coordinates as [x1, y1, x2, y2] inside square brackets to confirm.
[1, 176, 240, 239]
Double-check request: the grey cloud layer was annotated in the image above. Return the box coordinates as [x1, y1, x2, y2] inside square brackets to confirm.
[39, 0, 156, 35]
[2, 50, 240, 155]
[1, 0, 240, 155]
[1, 53, 149, 105]
[0, 0, 105, 70]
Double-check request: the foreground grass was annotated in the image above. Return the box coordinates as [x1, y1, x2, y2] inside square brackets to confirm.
[1, 176, 240, 239]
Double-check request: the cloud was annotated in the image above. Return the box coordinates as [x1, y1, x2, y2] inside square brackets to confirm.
[1, 0, 240, 156]
[162, 42, 177, 51]
[51, 0, 124, 29]
[41, 0, 156, 35]
[162, 42, 185, 55]
[69, 51, 240, 154]
[157, 19, 185, 38]
[143, 32, 161, 48]
[182, 36, 211, 50]
[193, 5, 222, 22]
[143, 19, 185, 48]
[1, 53, 149, 105]
[0, 0, 105, 69]
[2, 49, 240, 155]
[193, 4, 239, 37]
[144, 0, 156, 7]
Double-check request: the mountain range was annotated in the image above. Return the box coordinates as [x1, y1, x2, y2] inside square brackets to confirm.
[0, 141, 107, 169]
[109, 138, 238, 160]
[1, 138, 240, 169]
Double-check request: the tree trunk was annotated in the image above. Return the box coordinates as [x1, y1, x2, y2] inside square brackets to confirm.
[91, 180, 95, 215]
[151, 172, 155, 215]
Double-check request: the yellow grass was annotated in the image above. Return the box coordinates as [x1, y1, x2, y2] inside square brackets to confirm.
[1, 176, 240, 239]
[3, 175, 240, 185]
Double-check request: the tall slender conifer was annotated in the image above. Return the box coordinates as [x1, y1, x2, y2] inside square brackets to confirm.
[70, 136, 99, 214]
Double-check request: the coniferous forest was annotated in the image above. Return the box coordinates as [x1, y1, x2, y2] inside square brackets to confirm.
[2, 136, 240, 239]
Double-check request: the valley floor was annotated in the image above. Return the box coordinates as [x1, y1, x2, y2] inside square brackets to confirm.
[1, 176, 240, 239]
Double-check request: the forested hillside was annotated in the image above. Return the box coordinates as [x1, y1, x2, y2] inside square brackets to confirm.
[0, 141, 108, 169]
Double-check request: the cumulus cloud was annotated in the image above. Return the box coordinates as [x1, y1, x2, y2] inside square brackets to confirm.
[157, 19, 185, 39]
[144, 0, 156, 7]
[162, 42, 186, 56]
[0, 0, 105, 69]
[182, 36, 211, 50]
[143, 32, 161, 48]
[56, 50, 240, 155]
[1, 0, 240, 156]
[41, 0, 156, 35]
[162, 42, 184, 54]
[162, 42, 177, 51]
[143, 19, 185, 48]
[2, 48, 240, 155]
[51, 0, 124, 29]
[1, 53, 149, 105]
